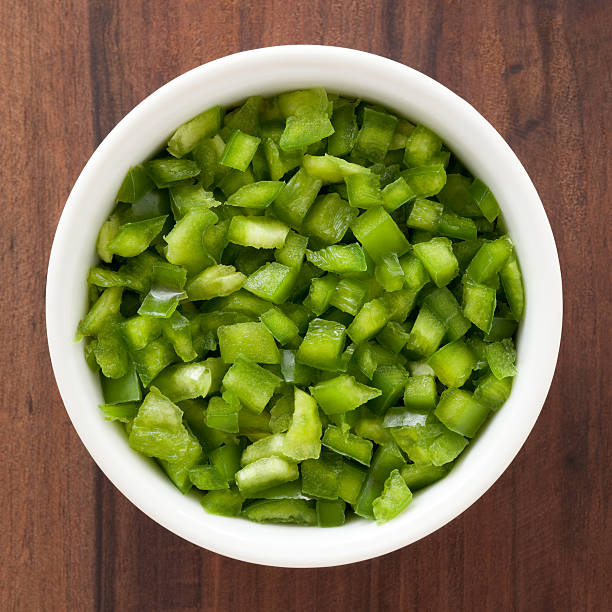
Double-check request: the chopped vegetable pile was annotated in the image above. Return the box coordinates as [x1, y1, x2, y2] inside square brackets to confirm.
[78, 88, 524, 526]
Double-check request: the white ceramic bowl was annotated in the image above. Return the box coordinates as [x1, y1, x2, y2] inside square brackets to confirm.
[46, 45, 562, 567]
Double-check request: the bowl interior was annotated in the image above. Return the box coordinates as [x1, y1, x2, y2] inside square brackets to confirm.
[46, 45, 562, 567]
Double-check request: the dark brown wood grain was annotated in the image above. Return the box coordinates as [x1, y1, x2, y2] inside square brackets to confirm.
[1, 0, 610, 610]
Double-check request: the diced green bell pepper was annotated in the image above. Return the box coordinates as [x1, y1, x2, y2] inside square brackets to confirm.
[322, 425, 373, 466]
[186, 264, 246, 301]
[220, 129, 261, 172]
[167, 106, 222, 158]
[428, 339, 475, 388]
[242, 498, 316, 525]
[306, 243, 367, 274]
[235, 456, 299, 495]
[310, 374, 381, 415]
[372, 468, 412, 523]
[296, 318, 346, 371]
[222, 357, 281, 413]
[152, 361, 212, 402]
[217, 322, 280, 364]
[351, 206, 410, 261]
[435, 388, 489, 438]
[227, 215, 289, 249]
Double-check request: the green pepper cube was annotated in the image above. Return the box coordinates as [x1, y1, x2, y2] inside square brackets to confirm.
[403, 375, 437, 410]
[400, 464, 448, 491]
[474, 372, 513, 410]
[220, 129, 261, 172]
[354, 442, 406, 518]
[283, 387, 322, 460]
[224, 96, 262, 136]
[100, 360, 142, 405]
[322, 425, 373, 466]
[279, 110, 335, 151]
[164, 207, 218, 275]
[271, 168, 322, 227]
[138, 262, 187, 319]
[301, 193, 358, 247]
[278, 87, 329, 117]
[242, 498, 316, 525]
[144, 159, 200, 188]
[116, 165, 153, 203]
[338, 461, 367, 506]
[217, 322, 280, 364]
[435, 388, 490, 438]
[401, 164, 447, 198]
[345, 172, 383, 208]
[470, 177, 500, 222]
[296, 318, 346, 371]
[392, 422, 468, 466]
[375, 253, 405, 292]
[306, 243, 367, 274]
[316, 499, 346, 527]
[226, 180, 285, 209]
[347, 297, 390, 344]
[132, 338, 177, 387]
[189, 464, 229, 490]
[241, 433, 288, 465]
[275, 231, 309, 269]
[243, 262, 297, 305]
[260, 307, 300, 345]
[200, 487, 244, 517]
[403, 124, 442, 166]
[438, 173, 483, 217]
[222, 357, 281, 413]
[205, 396, 240, 433]
[152, 362, 212, 403]
[328, 103, 358, 157]
[423, 287, 471, 341]
[128, 387, 191, 461]
[399, 253, 430, 292]
[368, 365, 409, 415]
[462, 278, 497, 333]
[484, 338, 518, 379]
[186, 264, 246, 301]
[377, 321, 411, 354]
[407, 198, 443, 232]
[99, 402, 139, 423]
[355, 108, 398, 163]
[310, 374, 381, 415]
[372, 469, 413, 523]
[329, 277, 370, 316]
[351, 206, 410, 262]
[78, 286, 123, 338]
[305, 274, 337, 316]
[412, 237, 458, 288]
[500, 252, 525, 321]
[404, 305, 446, 358]
[159, 429, 203, 493]
[235, 456, 299, 495]
[210, 443, 243, 482]
[107, 215, 168, 259]
[262, 137, 304, 180]
[301, 452, 343, 500]
[381, 176, 416, 211]
[428, 340, 475, 388]
[227, 216, 290, 249]
[466, 236, 513, 286]
[167, 106, 222, 158]
[280, 350, 316, 386]
[438, 212, 477, 241]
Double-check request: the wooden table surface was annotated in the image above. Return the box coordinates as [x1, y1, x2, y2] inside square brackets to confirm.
[2, 1, 611, 610]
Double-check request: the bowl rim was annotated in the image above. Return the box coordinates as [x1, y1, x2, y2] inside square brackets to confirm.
[46, 44, 563, 567]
